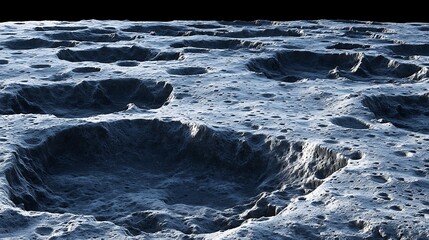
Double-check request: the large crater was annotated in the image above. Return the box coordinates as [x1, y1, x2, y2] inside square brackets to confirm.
[6, 119, 348, 235]
[0, 79, 172, 118]
[247, 50, 427, 83]
[363, 94, 429, 134]
[57, 46, 181, 63]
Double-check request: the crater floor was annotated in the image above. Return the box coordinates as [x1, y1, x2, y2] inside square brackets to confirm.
[0, 20, 428, 239]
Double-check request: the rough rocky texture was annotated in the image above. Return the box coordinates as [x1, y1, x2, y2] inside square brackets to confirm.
[0, 20, 428, 239]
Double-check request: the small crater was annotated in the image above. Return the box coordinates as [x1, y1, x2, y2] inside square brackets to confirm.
[377, 192, 391, 201]
[117, 61, 140, 67]
[389, 205, 403, 211]
[30, 64, 51, 69]
[72, 67, 101, 73]
[394, 151, 407, 157]
[24, 138, 41, 145]
[35, 226, 53, 236]
[183, 48, 210, 53]
[348, 151, 363, 160]
[327, 43, 370, 50]
[331, 116, 369, 129]
[349, 219, 367, 230]
[261, 93, 275, 98]
[371, 174, 388, 183]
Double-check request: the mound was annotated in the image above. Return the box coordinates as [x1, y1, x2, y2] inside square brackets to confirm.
[247, 51, 427, 83]
[0, 79, 172, 118]
[57, 46, 181, 63]
[6, 119, 348, 235]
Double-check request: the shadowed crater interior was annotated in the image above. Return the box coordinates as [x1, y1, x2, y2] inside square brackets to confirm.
[167, 67, 207, 75]
[363, 94, 429, 134]
[388, 44, 429, 56]
[4, 38, 77, 50]
[0, 78, 172, 118]
[331, 116, 370, 129]
[57, 46, 181, 63]
[6, 119, 349, 235]
[46, 30, 133, 42]
[247, 50, 427, 83]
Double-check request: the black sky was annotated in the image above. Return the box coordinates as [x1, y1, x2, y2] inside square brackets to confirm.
[1, 2, 428, 22]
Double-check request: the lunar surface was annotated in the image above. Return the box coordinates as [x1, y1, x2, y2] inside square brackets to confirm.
[0, 20, 428, 239]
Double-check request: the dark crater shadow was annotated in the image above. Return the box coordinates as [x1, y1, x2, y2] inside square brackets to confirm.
[418, 26, 429, 31]
[247, 51, 427, 83]
[331, 116, 369, 129]
[4, 38, 77, 50]
[116, 61, 140, 67]
[57, 46, 181, 63]
[72, 67, 101, 73]
[188, 23, 222, 29]
[344, 26, 391, 33]
[30, 64, 51, 69]
[0, 78, 172, 118]
[167, 67, 207, 75]
[388, 44, 429, 56]
[57, 46, 180, 63]
[363, 94, 429, 134]
[6, 119, 348, 235]
[326, 43, 370, 50]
